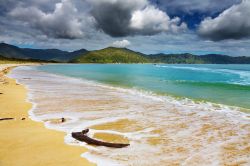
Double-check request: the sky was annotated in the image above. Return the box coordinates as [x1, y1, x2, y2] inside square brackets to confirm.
[0, 0, 250, 56]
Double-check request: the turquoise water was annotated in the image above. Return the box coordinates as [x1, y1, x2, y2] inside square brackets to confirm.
[37, 64, 250, 109]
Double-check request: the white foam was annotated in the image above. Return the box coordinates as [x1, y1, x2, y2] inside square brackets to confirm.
[82, 152, 124, 166]
[8, 65, 250, 166]
[156, 64, 250, 85]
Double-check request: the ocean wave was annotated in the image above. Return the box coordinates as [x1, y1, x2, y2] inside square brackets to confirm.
[11, 65, 250, 119]
[156, 65, 250, 85]
[9, 66, 250, 166]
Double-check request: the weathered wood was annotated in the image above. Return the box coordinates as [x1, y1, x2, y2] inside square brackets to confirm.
[0, 118, 14, 121]
[72, 129, 129, 148]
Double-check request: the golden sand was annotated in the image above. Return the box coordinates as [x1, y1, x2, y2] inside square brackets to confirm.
[91, 119, 140, 132]
[0, 64, 95, 166]
[93, 133, 129, 144]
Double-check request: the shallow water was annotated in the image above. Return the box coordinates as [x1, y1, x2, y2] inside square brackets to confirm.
[37, 64, 250, 109]
[9, 65, 250, 166]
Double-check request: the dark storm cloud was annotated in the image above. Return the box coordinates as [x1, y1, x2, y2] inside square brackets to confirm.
[89, 0, 136, 37]
[0, 0, 250, 57]
[198, 0, 250, 41]
[0, 0, 186, 39]
[88, 0, 186, 37]
[0, 0, 16, 14]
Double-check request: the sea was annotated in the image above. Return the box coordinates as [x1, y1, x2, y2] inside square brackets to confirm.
[9, 64, 250, 166]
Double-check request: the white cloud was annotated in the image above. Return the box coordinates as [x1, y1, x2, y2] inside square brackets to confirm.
[130, 6, 187, 35]
[9, 0, 95, 39]
[198, 0, 250, 41]
[130, 6, 169, 31]
[111, 39, 131, 48]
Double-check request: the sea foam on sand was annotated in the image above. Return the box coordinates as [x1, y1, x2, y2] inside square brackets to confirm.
[9, 66, 250, 166]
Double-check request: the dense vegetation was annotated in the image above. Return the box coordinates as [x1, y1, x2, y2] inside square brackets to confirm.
[71, 47, 149, 63]
[0, 55, 51, 64]
[0, 43, 87, 62]
[201, 54, 250, 64]
[1, 42, 250, 64]
[147, 53, 205, 64]
[147, 53, 250, 64]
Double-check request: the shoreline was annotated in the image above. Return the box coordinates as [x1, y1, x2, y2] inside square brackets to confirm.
[32, 64, 250, 113]
[11, 64, 250, 165]
[37, 64, 250, 110]
[0, 64, 95, 166]
[3, 64, 250, 165]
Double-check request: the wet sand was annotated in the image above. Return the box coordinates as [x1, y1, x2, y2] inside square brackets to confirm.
[0, 64, 95, 166]
[10, 65, 250, 166]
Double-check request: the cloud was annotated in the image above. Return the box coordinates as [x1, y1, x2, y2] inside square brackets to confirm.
[1, 0, 249, 57]
[198, 0, 250, 41]
[111, 39, 131, 48]
[130, 6, 187, 35]
[4, 0, 186, 39]
[88, 0, 145, 37]
[149, 0, 241, 30]
[151, 0, 241, 15]
[8, 0, 94, 39]
[88, 0, 186, 37]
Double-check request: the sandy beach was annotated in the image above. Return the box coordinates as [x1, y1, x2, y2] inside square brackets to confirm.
[0, 64, 94, 166]
[2, 63, 250, 165]
[8, 64, 249, 166]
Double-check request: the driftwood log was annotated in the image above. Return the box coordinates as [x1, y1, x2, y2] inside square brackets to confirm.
[0, 118, 14, 121]
[72, 129, 129, 148]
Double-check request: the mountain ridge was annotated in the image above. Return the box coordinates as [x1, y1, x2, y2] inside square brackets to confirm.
[147, 53, 250, 64]
[0, 43, 88, 62]
[71, 47, 149, 63]
[1, 42, 250, 64]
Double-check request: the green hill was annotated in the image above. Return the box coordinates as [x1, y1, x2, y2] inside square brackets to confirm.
[0, 55, 52, 64]
[71, 47, 149, 63]
[1, 43, 250, 64]
[0, 43, 88, 62]
[147, 53, 250, 64]
[147, 53, 205, 64]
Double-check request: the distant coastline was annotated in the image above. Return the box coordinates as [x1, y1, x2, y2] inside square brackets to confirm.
[1, 42, 250, 64]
